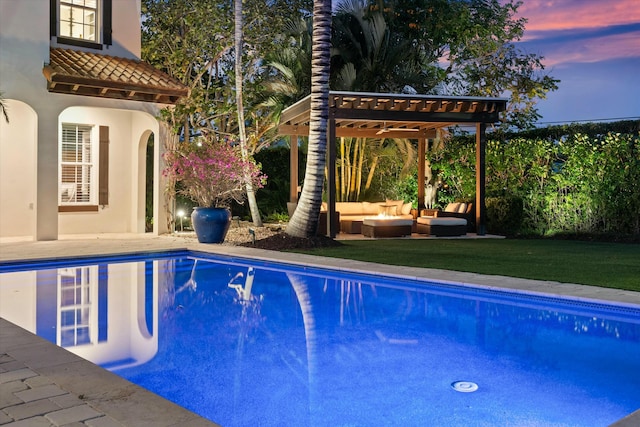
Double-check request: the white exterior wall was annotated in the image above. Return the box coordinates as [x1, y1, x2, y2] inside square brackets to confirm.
[57, 107, 159, 235]
[48, 0, 142, 59]
[0, 0, 170, 241]
[0, 101, 38, 240]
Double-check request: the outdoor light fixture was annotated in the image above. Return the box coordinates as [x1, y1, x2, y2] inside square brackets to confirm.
[177, 209, 185, 232]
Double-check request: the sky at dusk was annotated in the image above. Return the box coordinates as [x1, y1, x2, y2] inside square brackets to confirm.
[510, 0, 640, 125]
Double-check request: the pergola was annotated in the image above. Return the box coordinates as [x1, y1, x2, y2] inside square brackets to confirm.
[277, 91, 507, 237]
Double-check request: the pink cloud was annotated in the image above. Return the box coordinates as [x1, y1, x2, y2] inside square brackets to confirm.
[538, 31, 640, 66]
[516, 0, 640, 32]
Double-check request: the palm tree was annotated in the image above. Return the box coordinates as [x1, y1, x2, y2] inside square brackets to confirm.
[262, 18, 313, 111]
[0, 91, 8, 123]
[285, 0, 332, 238]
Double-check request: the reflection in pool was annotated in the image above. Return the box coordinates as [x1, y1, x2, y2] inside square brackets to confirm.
[1, 251, 639, 426]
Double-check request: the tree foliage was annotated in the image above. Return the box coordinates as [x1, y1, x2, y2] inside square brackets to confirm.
[370, 0, 559, 129]
[142, 0, 311, 147]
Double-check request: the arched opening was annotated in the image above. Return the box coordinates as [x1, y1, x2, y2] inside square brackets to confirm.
[145, 133, 154, 232]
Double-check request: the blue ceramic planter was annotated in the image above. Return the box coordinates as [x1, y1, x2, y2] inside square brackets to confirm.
[191, 207, 232, 243]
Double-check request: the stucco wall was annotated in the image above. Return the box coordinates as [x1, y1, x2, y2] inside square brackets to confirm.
[0, 101, 38, 240]
[58, 106, 158, 235]
[0, 0, 167, 240]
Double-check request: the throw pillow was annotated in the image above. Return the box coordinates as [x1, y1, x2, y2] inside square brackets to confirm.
[401, 202, 412, 215]
[445, 203, 460, 212]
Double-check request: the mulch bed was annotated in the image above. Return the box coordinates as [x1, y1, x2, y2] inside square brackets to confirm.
[239, 232, 343, 250]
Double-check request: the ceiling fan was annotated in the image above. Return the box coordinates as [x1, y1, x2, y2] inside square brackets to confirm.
[376, 122, 420, 135]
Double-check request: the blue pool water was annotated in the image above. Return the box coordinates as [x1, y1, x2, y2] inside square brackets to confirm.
[1, 251, 639, 426]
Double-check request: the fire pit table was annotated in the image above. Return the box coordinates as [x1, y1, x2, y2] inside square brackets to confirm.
[361, 217, 413, 238]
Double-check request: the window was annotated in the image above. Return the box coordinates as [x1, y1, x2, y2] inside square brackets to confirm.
[59, 0, 98, 42]
[60, 124, 95, 205]
[57, 266, 98, 347]
[51, 0, 111, 47]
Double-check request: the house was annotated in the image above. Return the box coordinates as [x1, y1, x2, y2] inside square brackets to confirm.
[0, 0, 188, 242]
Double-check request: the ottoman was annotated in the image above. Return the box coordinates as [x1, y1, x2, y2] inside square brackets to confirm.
[361, 218, 413, 238]
[416, 216, 467, 236]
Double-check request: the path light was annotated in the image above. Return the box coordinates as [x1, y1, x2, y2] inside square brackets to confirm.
[177, 209, 185, 232]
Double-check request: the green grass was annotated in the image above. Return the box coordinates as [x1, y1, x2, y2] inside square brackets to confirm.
[294, 239, 640, 292]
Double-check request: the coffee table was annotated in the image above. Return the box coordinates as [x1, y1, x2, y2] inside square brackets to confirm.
[361, 218, 413, 238]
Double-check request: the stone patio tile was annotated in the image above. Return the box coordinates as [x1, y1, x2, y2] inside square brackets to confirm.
[5, 416, 53, 426]
[0, 410, 13, 424]
[0, 368, 37, 384]
[50, 393, 84, 409]
[0, 379, 29, 397]
[85, 416, 125, 427]
[45, 404, 102, 425]
[24, 376, 54, 388]
[14, 384, 68, 402]
[0, 360, 25, 373]
[4, 398, 59, 420]
[4, 341, 83, 371]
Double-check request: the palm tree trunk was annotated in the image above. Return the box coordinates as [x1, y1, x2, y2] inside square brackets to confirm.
[286, 0, 332, 238]
[235, 0, 263, 226]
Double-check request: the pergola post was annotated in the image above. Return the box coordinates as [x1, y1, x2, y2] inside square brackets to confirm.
[417, 138, 426, 212]
[289, 134, 299, 203]
[476, 123, 487, 235]
[327, 113, 337, 237]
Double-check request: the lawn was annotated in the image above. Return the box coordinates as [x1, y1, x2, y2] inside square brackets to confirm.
[295, 239, 640, 292]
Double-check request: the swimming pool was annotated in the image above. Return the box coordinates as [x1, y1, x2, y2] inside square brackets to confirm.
[1, 250, 638, 426]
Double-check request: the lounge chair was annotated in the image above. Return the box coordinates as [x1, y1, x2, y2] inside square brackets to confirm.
[420, 202, 475, 232]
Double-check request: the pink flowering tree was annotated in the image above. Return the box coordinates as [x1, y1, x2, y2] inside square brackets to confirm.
[163, 137, 267, 208]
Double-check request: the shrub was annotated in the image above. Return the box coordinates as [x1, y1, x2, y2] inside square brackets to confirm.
[486, 196, 524, 236]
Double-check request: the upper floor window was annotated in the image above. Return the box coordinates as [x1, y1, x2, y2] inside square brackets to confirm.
[51, 0, 112, 48]
[59, 0, 98, 42]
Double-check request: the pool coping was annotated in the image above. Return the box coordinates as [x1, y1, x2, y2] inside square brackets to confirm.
[1, 235, 639, 426]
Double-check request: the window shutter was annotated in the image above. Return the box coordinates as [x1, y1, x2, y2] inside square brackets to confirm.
[103, 0, 112, 46]
[50, 0, 57, 37]
[99, 126, 109, 205]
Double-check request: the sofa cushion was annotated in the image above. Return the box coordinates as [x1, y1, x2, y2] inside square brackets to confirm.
[363, 218, 413, 227]
[417, 217, 467, 226]
[385, 199, 405, 214]
[335, 202, 362, 215]
[362, 201, 381, 215]
[457, 202, 467, 213]
[444, 202, 460, 212]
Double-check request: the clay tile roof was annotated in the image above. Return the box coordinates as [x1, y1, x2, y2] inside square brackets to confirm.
[42, 48, 189, 104]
